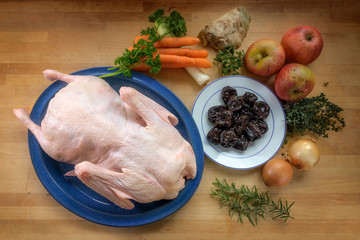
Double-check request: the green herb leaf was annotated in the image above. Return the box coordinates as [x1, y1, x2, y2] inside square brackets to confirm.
[214, 46, 245, 76]
[211, 178, 295, 226]
[167, 11, 187, 37]
[100, 36, 160, 78]
[283, 93, 346, 138]
[150, 9, 187, 37]
[99, 9, 187, 78]
[148, 9, 165, 23]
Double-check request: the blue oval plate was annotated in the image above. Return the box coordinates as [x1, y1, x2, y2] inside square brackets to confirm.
[28, 67, 204, 227]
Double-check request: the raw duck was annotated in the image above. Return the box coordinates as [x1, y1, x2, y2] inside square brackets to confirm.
[13, 70, 197, 210]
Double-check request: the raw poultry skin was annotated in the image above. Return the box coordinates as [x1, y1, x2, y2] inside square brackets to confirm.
[13, 70, 197, 210]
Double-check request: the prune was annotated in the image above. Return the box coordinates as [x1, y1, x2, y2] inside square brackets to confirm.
[215, 110, 233, 128]
[232, 111, 241, 122]
[245, 121, 262, 142]
[221, 86, 237, 105]
[208, 105, 227, 123]
[207, 127, 223, 145]
[243, 92, 258, 107]
[234, 114, 250, 135]
[257, 119, 268, 134]
[206, 86, 271, 152]
[253, 101, 270, 120]
[219, 130, 238, 148]
[233, 134, 249, 151]
[240, 106, 255, 119]
[227, 96, 244, 112]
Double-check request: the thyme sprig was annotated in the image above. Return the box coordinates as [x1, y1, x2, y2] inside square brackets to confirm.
[214, 45, 245, 75]
[283, 93, 346, 138]
[211, 178, 295, 226]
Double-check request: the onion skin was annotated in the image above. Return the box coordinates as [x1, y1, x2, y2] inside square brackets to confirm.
[262, 158, 293, 187]
[287, 139, 320, 171]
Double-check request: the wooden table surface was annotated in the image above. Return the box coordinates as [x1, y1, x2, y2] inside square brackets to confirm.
[1, 0, 359, 239]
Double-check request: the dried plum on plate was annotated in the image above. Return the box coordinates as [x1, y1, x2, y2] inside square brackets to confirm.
[192, 75, 286, 169]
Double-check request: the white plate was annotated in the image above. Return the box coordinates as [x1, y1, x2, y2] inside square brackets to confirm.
[192, 75, 286, 169]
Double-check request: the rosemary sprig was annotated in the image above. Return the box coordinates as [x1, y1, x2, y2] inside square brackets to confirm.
[211, 178, 295, 226]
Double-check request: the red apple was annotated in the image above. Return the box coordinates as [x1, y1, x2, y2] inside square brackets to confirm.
[274, 63, 315, 101]
[281, 25, 323, 65]
[245, 39, 285, 77]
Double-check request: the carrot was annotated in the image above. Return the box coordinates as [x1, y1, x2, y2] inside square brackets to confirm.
[156, 48, 208, 58]
[134, 35, 149, 44]
[134, 35, 200, 47]
[131, 64, 152, 71]
[154, 37, 201, 47]
[128, 46, 208, 58]
[132, 58, 212, 71]
[125, 49, 209, 65]
[191, 58, 213, 68]
[133, 64, 186, 71]
[159, 54, 195, 65]
[161, 61, 212, 68]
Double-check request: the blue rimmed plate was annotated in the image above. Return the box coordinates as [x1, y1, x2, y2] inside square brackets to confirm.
[192, 75, 285, 169]
[28, 67, 204, 226]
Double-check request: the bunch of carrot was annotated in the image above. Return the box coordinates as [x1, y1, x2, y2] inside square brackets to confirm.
[130, 35, 212, 71]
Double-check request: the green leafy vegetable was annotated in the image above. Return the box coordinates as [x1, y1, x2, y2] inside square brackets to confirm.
[100, 28, 161, 78]
[148, 8, 165, 23]
[100, 9, 187, 78]
[213, 45, 245, 75]
[149, 9, 187, 37]
[284, 93, 346, 138]
[211, 178, 294, 226]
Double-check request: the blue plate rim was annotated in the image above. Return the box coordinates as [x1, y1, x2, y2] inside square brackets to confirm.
[27, 67, 204, 227]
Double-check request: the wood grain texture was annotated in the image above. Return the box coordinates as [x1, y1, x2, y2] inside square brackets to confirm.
[1, 0, 359, 239]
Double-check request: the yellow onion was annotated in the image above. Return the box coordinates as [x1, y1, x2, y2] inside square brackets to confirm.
[262, 158, 293, 187]
[287, 139, 320, 171]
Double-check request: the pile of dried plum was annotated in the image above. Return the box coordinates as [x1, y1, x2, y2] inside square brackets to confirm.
[207, 86, 270, 151]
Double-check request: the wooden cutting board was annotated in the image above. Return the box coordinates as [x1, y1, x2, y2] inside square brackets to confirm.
[1, 0, 359, 239]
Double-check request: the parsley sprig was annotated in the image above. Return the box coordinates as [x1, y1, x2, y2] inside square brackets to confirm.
[148, 9, 187, 37]
[211, 178, 295, 226]
[214, 46, 245, 75]
[101, 28, 161, 78]
[283, 93, 346, 138]
[100, 9, 187, 78]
